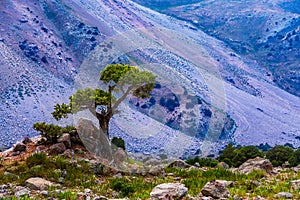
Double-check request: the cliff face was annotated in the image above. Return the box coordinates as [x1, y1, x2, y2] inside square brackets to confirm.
[0, 0, 299, 157]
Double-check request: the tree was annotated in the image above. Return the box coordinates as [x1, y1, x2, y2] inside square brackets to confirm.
[266, 145, 294, 167]
[52, 64, 156, 137]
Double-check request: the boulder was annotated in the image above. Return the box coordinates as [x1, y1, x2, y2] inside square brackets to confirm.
[25, 177, 59, 190]
[168, 160, 191, 169]
[148, 165, 165, 177]
[216, 162, 229, 169]
[201, 180, 232, 199]
[48, 143, 66, 155]
[237, 157, 273, 174]
[77, 118, 113, 161]
[150, 183, 188, 199]
[57, 133, 71, 148]
[113, 148, 127, 166]
[13, 143, 26, 152]
[274, 192, 293, 199]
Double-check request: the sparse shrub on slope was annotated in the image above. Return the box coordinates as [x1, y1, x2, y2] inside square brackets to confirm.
[266, 145, 294, 167]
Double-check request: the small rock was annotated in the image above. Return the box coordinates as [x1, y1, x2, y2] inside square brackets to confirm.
[217, 162, 229, 169]
[25, 177, 59, 190]
[113, 148, 127, 166]
[254, 196, 265, 200]
[22, 137, 32, 144]
[250, 180, 261, 187]
[57, 133, 71, 148]
[291, 179, 300, 189]
[274, 192, 293, 199]
[14, 186, 30, 198]
[168, 160, 191, 169]
[13, 143, 26, 152]
[48, 142, 66, 155]
[150, 183, 188, 199]
[93, 196, 108, 200]
[40, 190, 49, 197]
[201, 180, 232, 199]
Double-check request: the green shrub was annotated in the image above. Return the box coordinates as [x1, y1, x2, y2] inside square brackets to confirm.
[109, 178, 135, 197]
[26, 153, 48, 168]
[186, 157, 219, 167]
[218, 144, 264, 167]
[288, 148, 300, 167]
[111, 137, 125, 150]
[33, 122, 76, 144]
[266, 145, 294, 167]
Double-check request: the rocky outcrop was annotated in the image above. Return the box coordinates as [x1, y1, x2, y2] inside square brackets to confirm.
[150, 183, 188, 199]
[200, 180, 232, 199]
[237, 157, 273, 174]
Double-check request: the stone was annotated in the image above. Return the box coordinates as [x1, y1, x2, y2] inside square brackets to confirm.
[113, 148, 127, 166]
[291, 179, 300, 189]
[254, 196, 265, 200]
[14, 186, 30, 197]
[217, 162, 229, 169]
[168, 160, 191, 169]
[292, 164, 300, 172]
[238, 157, 273, 174]
[274, 192, 293, 199]
[25, 177, 58, 190]
[61, 149, 74, 159]
[93, 196, 108, 200]
[13, 143, 26, 152]
[57, 133, 72, 148]
[150, 183, 188, 199]
[148, 165, 165, 177]
[48, 142, 66, 155]
[201, 180, 232, 199]
[22, 137, 32, 144]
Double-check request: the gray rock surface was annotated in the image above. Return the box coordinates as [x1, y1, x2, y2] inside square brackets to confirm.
[238, 157, 273, 174]
[201, 180, 232, 199]
[25, 177, 59, 190]
[150, 183, 188, 199]
[274, 192, 293, 199]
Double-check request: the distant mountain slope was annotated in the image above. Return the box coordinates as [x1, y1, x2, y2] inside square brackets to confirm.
[0, 0, 299, 157]
[159, 0, 300, 97]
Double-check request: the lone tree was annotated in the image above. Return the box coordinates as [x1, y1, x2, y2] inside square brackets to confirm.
[52, 64, 156, 137]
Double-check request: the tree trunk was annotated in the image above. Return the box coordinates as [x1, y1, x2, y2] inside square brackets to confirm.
[98, 114, 110, 137]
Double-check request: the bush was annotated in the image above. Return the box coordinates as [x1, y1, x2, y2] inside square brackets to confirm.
[218, 144, 264, 167]
[186, 157, 219, 167]
[26, 153, 48, 168]
[266, 145, 294, 167]
[288, 148, 300, 167]
[111, 137, 125, 150]
[33, 122, 76, 144]
[109, 178, 135, 197]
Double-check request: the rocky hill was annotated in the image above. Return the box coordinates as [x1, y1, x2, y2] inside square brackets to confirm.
[0, 0, 300, 158]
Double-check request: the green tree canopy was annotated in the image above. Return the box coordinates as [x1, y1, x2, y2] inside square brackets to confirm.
[51, 64, 156, 137]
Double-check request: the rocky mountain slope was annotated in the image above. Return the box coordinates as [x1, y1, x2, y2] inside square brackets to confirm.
[0, 0, 300, 158]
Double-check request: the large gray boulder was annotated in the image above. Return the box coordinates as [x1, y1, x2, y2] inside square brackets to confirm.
[237, 157, 273, 174]
[150, 183, 188, 199]
[200, 180, 232, 199]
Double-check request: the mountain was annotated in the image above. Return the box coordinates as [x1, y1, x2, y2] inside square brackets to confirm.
[156, 0, 300, 97]
[0, 0, 299, 158]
